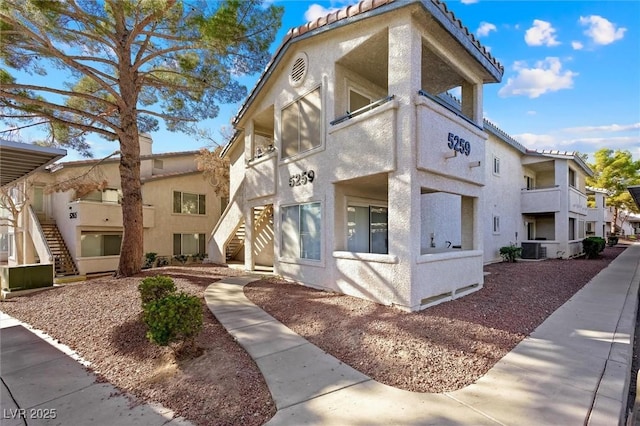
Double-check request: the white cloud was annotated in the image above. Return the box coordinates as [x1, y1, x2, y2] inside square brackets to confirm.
[304, 4, 340, 22]
[560, 136, 639, 147]
[525, 20, 560, 47]
[571, 41, 583, 50]
[563, 123, 640, 133]
[527, 110, 537, 116]
[579, 15, 626, 45]
[461, 0, 479, 4]
[476, 22, 496, 37]
[498, 57, 578, 98]
[512, 132, 556, 148]
[511, 130, 640, 162]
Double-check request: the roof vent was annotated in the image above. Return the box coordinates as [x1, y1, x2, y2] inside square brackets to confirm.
[289, 53, 308, 87]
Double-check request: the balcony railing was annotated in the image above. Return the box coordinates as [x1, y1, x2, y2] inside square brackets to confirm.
[521, 186, 561, 213]
[330, 95, 395, 126]
[417, 90, 482, 131]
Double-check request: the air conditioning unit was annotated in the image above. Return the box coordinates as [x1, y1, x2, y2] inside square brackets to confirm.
[521, 242, 546, 259]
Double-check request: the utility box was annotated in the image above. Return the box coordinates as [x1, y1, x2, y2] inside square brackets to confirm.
[0, 264, 54, 292]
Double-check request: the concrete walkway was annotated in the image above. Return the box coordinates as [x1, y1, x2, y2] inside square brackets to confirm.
[204, 243, 640, 426]
[0, 314, 193, 426]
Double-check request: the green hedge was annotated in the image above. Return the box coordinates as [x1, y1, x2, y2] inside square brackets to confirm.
[582, 236, 605, 259]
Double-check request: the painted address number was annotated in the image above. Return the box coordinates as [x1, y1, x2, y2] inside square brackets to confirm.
[289, 170, 315, 187]
[447, 132, 471, 156]
[69, 212, 77, 219]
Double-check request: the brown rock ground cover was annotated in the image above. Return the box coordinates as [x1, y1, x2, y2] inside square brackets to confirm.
[0, 245, 626, 424]
[0, 265, 275, 426]
[244, 245, 627, 393]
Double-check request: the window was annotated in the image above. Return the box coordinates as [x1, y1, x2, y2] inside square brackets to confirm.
[80, 188, 121, 203]
[568, 218, 576, 240]
[81, 232, 122, 257]
[281, 87, 322, 159]
[33, 186, 45, 213]
[253, 133, 274, 159]
[173, 191, 206, 215]
[493, 215, 500, 234]
[493, 156, 500, 175]
[281, 202, 321, 260]
[569, 168, 576, 187]
[579, 220, 585, 239]
[0, 233, 7, 252]
[8, 233, 14, 258]
[525, 175, 535, 190]
[349, 89, 373, 113]
[173, 233, 206, 255]
[347, 205, 388, 254]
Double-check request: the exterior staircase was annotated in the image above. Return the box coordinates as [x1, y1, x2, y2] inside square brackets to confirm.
[225, 205, 273, 261]
[40, 223, 79, 276]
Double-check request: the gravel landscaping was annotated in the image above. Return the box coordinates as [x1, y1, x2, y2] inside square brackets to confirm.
[0, 245, 626, 424]
[0, 265, 275, 426]
[245, 245, 627, 393]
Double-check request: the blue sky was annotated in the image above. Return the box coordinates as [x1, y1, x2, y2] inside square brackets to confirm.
[12, 0, 640, 163]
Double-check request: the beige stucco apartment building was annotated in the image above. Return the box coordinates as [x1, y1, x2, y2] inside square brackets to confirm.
[5, 135, 224, 276]
[208, 0, 600, 311]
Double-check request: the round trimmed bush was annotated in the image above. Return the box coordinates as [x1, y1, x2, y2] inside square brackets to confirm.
[142, 292, 203, 347]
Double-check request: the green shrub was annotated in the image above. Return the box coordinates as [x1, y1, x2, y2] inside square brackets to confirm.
[138, 275, 176, 306]
[174, 254, 188, 265]
[499, 244, 522, 262]
[142, 292, 203, 348]
[156, 256, 169, 267]
[143, 252, 157, 269]
[192, 253, 207, 262]
[607, 235, 619, 247]
[583, 236, 606, 259]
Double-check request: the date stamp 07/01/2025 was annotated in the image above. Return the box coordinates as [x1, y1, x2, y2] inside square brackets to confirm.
[3, 408, 58, 420]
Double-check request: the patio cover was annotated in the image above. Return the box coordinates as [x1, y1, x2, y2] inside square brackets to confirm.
[0, 139, 66, 187]
[629, 185, 640, 210]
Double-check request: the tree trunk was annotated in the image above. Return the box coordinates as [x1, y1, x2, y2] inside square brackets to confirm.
[115, 127, 144, 277]
[612, 207, 619, 235]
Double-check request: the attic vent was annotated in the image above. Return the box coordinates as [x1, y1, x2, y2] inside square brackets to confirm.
[289, 53, 308, 87]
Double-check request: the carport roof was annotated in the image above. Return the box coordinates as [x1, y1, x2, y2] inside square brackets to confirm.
[0, 139, 66, 187]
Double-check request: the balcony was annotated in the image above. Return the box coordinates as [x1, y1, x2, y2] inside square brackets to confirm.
[68, 201, 155, 228]
[415, 92, 486, 186]
[521, 186, 561, 214]
[245, 152, 276, 200]
[569, 187, 588, 215]
[328, 96, 398, 181]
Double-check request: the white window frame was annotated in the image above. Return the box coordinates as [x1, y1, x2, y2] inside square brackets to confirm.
[173, 233, 206, 256]
[347, 86, 374, 114]
[525, 175, 535, 190]
[80, 232, 123, 257]
[280, 86, 323, 161]
[493, 155, 500, 176]
[173, 191, 206, 215]
[346, 198, 389, 254]
[280, 201, 322, 262]
[568, 168, 576, 188]
[492, 215, 500, 234]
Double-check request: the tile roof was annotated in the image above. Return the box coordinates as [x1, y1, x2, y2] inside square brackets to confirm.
[54, 150, 201, 169]
[141, 169, 201, 183]
[230, 0, 503, 130]
[525, 149, 593, 176]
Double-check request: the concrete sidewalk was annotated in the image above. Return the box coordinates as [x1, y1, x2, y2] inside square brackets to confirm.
[205, 243, 640, 425]
[0, 314, 192, 426]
